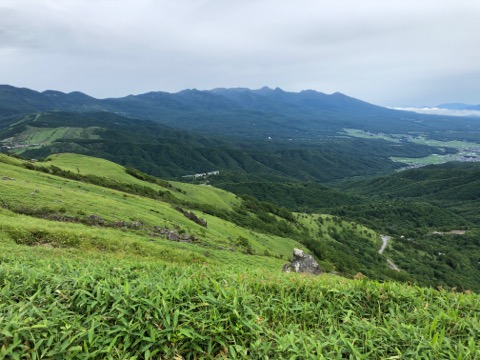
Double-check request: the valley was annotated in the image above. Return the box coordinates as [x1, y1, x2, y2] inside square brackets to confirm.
[1, 85, 479, 357]
[344, 128, 480, 169]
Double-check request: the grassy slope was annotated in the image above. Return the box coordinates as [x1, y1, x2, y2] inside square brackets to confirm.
[0, 155, 299, 260]
[44, 153, 241, 211]
[14, 126, 101, 144]
[0, 153, 479, 357]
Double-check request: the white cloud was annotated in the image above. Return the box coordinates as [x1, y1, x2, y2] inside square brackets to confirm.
[393, 107, 480, 117]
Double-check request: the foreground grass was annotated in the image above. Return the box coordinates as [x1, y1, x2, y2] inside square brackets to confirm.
[1, 244, 479, 359]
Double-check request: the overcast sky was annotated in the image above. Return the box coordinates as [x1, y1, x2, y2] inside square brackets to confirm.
[1, 0, 479, 107]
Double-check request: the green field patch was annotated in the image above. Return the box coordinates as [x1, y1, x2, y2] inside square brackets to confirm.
[45, 153, 241, 211]
[2, 126, 101, 148]
[345, 128, 480, 168]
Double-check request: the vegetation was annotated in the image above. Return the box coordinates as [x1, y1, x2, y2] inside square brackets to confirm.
[2, 111, 445, 181]
[209, 174, 362, 211]
[1, 85, 480, 357]
[1, 238, 479, 358]
[2, 152, 480, 291]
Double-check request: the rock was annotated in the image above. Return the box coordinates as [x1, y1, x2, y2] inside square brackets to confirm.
[167, 231, 180, 241]
[282, 248, 322, 275]
[86, 214, 104, 225]
[175, 206, 208, 227]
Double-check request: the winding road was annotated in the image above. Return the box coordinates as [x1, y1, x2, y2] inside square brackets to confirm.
[378, 235, 391, 255]
[378, 235, 400, 271]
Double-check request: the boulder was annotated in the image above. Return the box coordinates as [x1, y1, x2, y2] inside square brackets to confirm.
[282, 248, 322, 275]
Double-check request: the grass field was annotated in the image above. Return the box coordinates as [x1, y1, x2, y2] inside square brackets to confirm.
[44, 153, 241, 212]
[1, 153, 479, 358]
[1, 243, 479, 358]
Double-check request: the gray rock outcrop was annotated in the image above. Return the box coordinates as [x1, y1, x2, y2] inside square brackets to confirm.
[282, 248, 322, 275]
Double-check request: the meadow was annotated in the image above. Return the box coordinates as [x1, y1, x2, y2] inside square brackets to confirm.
[1, 153, 479, 358]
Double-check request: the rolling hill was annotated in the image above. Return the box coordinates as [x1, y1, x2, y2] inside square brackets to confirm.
[0, 152, 387, 276]
[1, 152, 479, 289]
[333, 162, 480, 224]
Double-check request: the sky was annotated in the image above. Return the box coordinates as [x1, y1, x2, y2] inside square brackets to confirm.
[1, 0, 479, 107]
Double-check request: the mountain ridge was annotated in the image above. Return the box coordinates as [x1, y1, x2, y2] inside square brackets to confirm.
[3, 84, 480, 140]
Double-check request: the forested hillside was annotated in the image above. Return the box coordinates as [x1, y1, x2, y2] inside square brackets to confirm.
[1, 111, 441, 180]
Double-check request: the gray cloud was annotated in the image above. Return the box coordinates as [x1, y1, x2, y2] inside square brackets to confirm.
[1, 0, 479, 106]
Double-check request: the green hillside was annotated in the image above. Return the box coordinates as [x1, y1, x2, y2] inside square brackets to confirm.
[334, 162, 480, 224]
[2, 152, 480, 289]
[1, 153, 479, 358]
[0, 154, 300, 261]
[0, 153, 389, 275]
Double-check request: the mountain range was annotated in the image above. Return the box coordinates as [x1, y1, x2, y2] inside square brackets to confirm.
[2, 85, 480, 140]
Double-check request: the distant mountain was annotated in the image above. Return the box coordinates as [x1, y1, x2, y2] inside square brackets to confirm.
[2, 85, 480, 140]
[0, 85, 101, 116]
[437, 103, 480, 111]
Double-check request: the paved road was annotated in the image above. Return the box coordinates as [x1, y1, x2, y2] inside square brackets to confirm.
[379, 235, 400, 271]
[387, 259, 400, 271]
[378, 235, 391, 255]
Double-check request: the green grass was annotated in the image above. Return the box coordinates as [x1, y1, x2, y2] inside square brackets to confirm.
[44, 153, 241, 211]
[296, 213, 380, 245]
[1, 245, 478, 359]
[1, 153, 479, 358]
[6, 125, 101, 144]
[0, 156, 302, 260]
